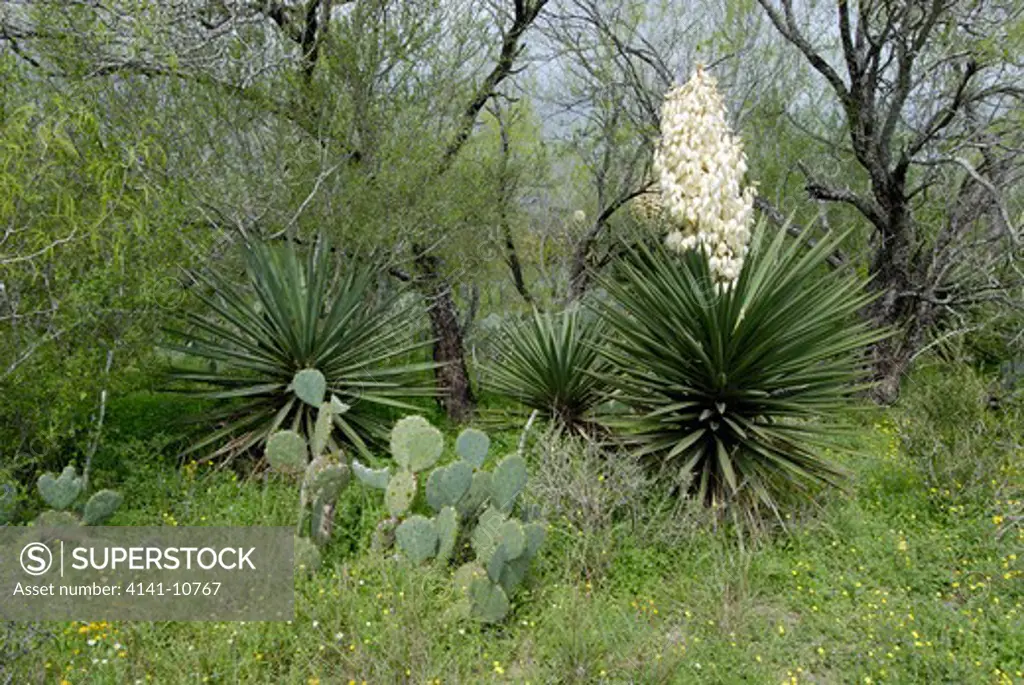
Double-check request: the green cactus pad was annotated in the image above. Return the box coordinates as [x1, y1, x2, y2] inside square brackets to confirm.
[470, 506, 507, 564]
[498, 522, 547, 594]
[291, 368, 327, 407]
[0, 483, 17, 524]
[352, 459, 390, 490]
[395, 515, 438, 564]
[385, 470, 417, 517]
[456, 471, 492, 518]
[329, 394, 350, 414]
[311, 403, 334, 456]
[266, 430, 307, 474]
[455, 428, 490, 468]
[293, 535, 322, 575]
[491, 454, 527, 513]
[310, 498, 335, 547]
[469, 577, 510, 623]
[305, 458, 350, 502]
[425, 460, 472, 512]
[37, 466, 83, 511]
[82, 489, 123, 525]
[454, 562, 486, 595]
[498, 519, 526, 559]
[33, 510, 80, 527]
[435, 506, 459, 562]
[390, 415, 443, 472]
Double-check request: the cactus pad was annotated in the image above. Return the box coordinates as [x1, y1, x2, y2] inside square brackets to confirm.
[310, 498, 336, 546]
[395, 515, 438, 564]
[329, 394, 350, 414]
[0, 482, 17, 524]
[305, 458, 350, 502]
[37, 466, 83, 511]
[455, 428, 490, 468]
[352, 459, 390, 490]
[82, 489, 123, 525]
[498, 522, 547, 594]
[425, 460, 472, 512]
[435, 506, 459, 562]
[390, 415, 443, 472]
[491, 454, 527, 513]
[266, 430, 307, 474]
[385, 470, 417, 517]
[469, 577, 510, 623]
[470, 506, 507, 564]
[456, 471, 492, 518]
[498, 519, 526, 559]
[293, 535, 322, 575]
[454, 562, 486, 595]
[311, 403, 334, 456]
[291, 368, 327, 407]
[33, 510, 80, 527]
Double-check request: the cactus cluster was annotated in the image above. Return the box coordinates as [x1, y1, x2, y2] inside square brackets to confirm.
[352, 415, 545, 623]
[264, 368, 352, 574]
[30, 465, 123, 526]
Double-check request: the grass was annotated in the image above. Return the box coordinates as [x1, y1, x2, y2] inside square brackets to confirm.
[5, 396, 1023, 684]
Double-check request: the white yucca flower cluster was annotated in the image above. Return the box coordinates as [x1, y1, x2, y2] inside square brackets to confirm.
[653, 66, 756, 287]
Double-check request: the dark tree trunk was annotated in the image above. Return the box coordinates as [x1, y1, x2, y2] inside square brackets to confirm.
[414, 246, 475, 422]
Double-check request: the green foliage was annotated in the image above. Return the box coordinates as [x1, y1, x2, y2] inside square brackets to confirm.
[897, 363, 1023, 503]
[595, 224, 882, 523]
[352, 416, 546, 622]
[487, 308, 610, 430]
[167, 237, 434, 459]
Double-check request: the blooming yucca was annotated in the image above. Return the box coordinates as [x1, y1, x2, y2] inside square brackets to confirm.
[653, 66, 756, 286]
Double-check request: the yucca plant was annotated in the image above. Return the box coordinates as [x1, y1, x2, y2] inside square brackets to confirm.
[486, 308, 609, 432]
[166, 237, 435, 459]
[594, 223, 884, 521]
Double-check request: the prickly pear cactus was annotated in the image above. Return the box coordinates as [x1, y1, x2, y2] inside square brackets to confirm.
[390, 415, 443, 472]
[425, 460, 472, 511]
[291, 368, 327, 407]
[37, 466, 83, 511]
[455, 428, 490, 469]
[352, 459, 390, 490]
[395, 515, 438, 565]
[34, 509, 81, 527]
[385, 470, 417, 517]
[293, 535, 322, 576]
[435, 506, 459, 562]
[0, 482, 17, 524]
[266, 430, 307, 475]
[82, 489, 123, 525]
[491, 454, 527, 513]
[350, 416, 546, 622]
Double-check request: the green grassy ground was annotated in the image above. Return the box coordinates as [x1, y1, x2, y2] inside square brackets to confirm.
[6, 402, 1023, 684]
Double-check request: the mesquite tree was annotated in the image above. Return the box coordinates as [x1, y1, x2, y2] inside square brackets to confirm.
[756, 0, 1024, 401]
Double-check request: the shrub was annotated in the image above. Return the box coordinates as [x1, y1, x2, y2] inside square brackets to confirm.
[897, 363, 1023, 504]
[167, 237, 434, 459]
[594, 224, 880, 524]
[486, 308, 609, 432]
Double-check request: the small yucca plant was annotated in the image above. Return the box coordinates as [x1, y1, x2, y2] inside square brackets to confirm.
[487, 308, 609, 432]
[594, 224, 883, 521]
[166, 237, 435, 459]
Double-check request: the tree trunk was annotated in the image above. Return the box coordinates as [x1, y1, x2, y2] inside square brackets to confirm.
[414, 246, 475, 422]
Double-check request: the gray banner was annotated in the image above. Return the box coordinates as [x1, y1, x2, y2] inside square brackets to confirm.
[0, 527, 294, 621]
